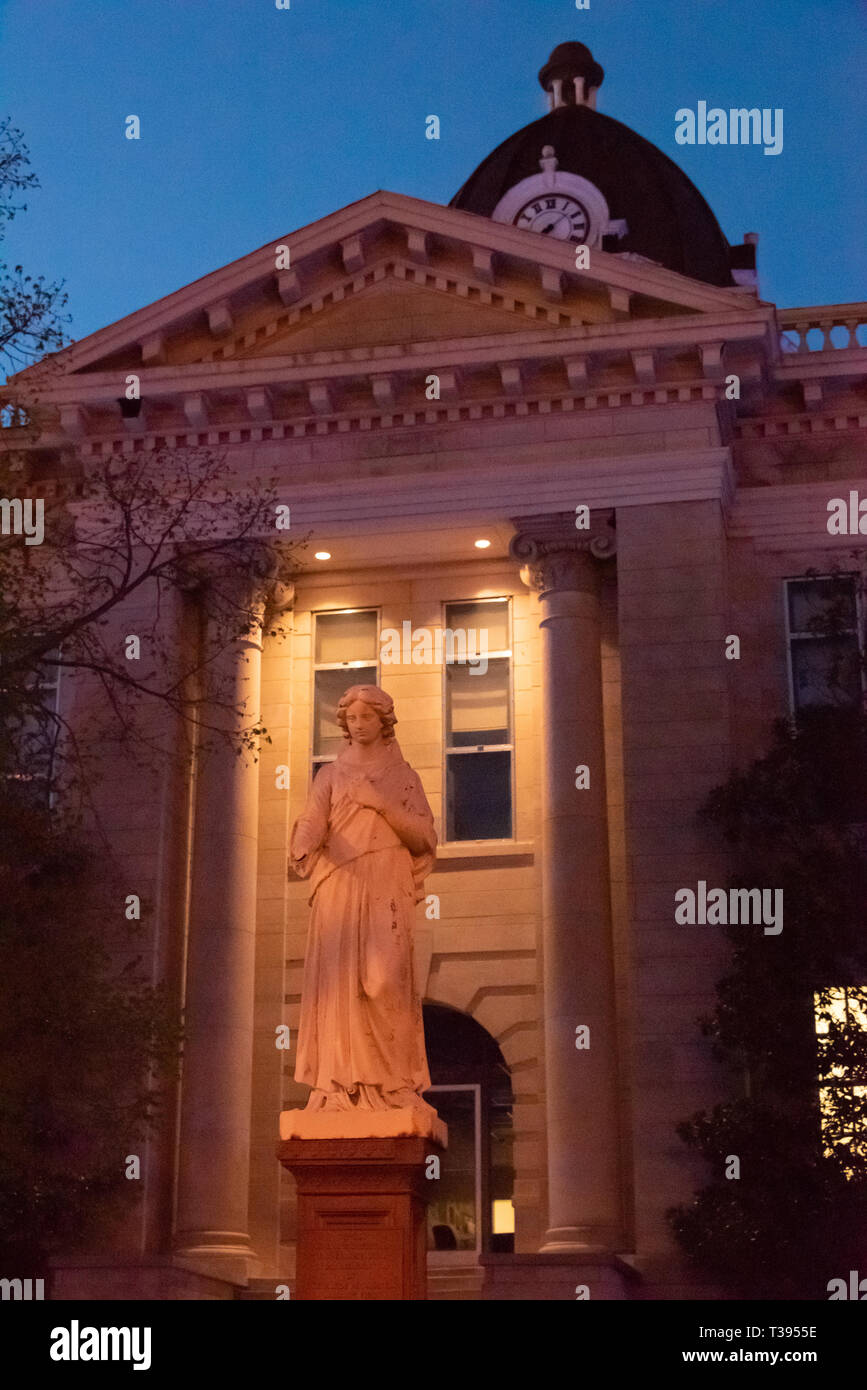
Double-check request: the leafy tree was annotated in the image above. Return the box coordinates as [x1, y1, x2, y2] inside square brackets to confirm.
[0, 121, 301, 1274]
[0, 119, 299, 788]
[669, 702, 867, 1298]
[0, 117, 68, 417]
[0, 443, 299, 796]
[0, 796, 180, 1271]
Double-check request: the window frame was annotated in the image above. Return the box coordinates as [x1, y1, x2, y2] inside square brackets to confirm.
[425, 1082, 483, 1265]
[2, 642, 63, 806]
[814, 985, 867, 1174]
[310, 607, 380, 779]
[783, 573, 865, 715]
[441, 596, 515, 844]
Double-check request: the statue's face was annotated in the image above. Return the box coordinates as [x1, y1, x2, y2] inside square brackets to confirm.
[345, 698, 384, 747]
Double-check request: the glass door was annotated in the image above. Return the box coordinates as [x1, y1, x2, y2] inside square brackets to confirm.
[424, 1084, 481, 1259]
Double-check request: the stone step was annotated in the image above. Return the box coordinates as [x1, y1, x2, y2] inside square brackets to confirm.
[235, 1278, 292, 1301]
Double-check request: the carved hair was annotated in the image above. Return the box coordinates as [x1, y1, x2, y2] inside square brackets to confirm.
[335, 684, 398, 741]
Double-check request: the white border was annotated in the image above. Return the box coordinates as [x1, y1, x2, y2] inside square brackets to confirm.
[491, 172, 611, 246]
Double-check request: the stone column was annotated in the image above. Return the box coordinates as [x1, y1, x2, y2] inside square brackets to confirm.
[511, 514, 623, 1252]
[173, 546, 291, 1283]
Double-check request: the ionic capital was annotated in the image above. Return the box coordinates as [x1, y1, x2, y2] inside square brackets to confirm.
[509, 511, 615, 597]
[174, 539, 295, 631]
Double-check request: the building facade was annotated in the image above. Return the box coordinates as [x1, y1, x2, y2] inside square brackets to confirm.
[13, 44, 867, 1300]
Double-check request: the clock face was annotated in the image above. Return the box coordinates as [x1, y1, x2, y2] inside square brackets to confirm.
[514, 194, 591, 242]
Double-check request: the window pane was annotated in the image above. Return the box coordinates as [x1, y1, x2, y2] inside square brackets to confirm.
[446, 658, 510, 747]
[314, 610, 378, 664]
[814, 987, 867, 1174]
[490, 1097, 516, 1252]
[313, 665, 377, 757]
[447, 751, 511, 840]
[424, 1088, 478, 1252]
[791, 637, 862, 710]
[445, 600, 510, 653]
[788, 578, 857, 636]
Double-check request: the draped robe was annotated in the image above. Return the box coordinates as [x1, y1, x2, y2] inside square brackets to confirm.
[289, 738, 436, 1112]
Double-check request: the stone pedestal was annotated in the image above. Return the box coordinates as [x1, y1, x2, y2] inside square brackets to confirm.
[277, 1127, 445, 1301]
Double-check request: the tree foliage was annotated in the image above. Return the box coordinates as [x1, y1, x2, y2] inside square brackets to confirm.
[669, 705, 867, 1298]
[0, 117, 69, 381]
[0, 792, 182, 1271]
[0, 120, 300, 1273]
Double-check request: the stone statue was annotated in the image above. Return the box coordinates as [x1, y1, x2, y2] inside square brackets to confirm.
[289, 684, 437, 1117]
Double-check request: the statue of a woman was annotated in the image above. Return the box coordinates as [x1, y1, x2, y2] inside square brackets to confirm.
[289, 684, 437, 1115]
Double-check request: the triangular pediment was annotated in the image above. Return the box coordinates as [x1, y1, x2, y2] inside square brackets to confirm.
[17, 191, 760, 387]
[178, 269, 607, 369]
[229, 279, 552, 357]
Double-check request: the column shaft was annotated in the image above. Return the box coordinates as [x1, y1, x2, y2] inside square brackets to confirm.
[511, 523, 624, 1254]
[539, 575, 622, 1250]
[174, 619, 263, 1282]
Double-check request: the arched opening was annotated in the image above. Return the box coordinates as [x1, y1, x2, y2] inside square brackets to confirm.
[423, 1002, 515, 1256]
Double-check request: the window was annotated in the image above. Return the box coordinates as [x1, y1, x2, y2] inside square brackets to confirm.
[815, 986, 867, 1177]
[0, 404, 30, 428]
[444, 598, 513, 841]
[425, 1084, 482, 1254]
[423, 1003, 515, 1259]
[1, 644, 62, 805]
[785, 576, 864, 713]
[311, 609, 378, 777]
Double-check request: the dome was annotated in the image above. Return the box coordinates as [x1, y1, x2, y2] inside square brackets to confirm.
[450, 46, 740, 288]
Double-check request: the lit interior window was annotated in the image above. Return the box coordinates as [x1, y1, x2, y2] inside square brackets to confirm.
[815, 986, 867, 1177]
[492, 1199, 515, 1235]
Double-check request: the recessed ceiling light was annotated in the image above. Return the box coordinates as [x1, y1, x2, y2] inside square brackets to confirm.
[314, 551, 331, 560]
[474, 538, 491, 549]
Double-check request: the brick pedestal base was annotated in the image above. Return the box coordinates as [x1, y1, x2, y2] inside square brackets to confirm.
[277, 1135, 441, 1300]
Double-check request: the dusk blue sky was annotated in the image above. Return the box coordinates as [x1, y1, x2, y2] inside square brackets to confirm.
[1, 0, 864, 354]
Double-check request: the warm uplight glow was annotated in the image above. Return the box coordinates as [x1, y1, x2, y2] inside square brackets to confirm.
[492, 1199, 515, 1234]
[474, 538, 491, 549]
[314, 551, 331, 560]
[815, 986, 867, 1176]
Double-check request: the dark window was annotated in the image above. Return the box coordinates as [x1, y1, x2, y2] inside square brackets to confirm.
[446, 750, 512, 841]
[1, 643, 62, 805]
[786, 576, 864, 712]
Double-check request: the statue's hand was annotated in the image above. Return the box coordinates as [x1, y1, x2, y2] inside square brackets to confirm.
[352, 778, 387, 814]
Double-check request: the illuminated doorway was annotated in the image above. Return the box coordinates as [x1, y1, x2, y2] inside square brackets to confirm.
[423, 1003, 515, 1258]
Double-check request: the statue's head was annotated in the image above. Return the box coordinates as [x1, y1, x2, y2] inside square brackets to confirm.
[336, 684, 397, 744]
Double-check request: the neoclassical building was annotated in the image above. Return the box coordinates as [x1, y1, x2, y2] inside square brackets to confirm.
[13, 43, 866, 1299]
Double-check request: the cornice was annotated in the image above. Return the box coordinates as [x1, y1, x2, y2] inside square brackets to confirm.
[52, 384, 725, 460]
[728, 480, 867, 553]
[35, 302, 776, 409]
[20, 287, 778, 450]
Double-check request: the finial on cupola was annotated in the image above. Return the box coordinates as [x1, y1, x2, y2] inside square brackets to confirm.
[538, 42, 604, 111]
